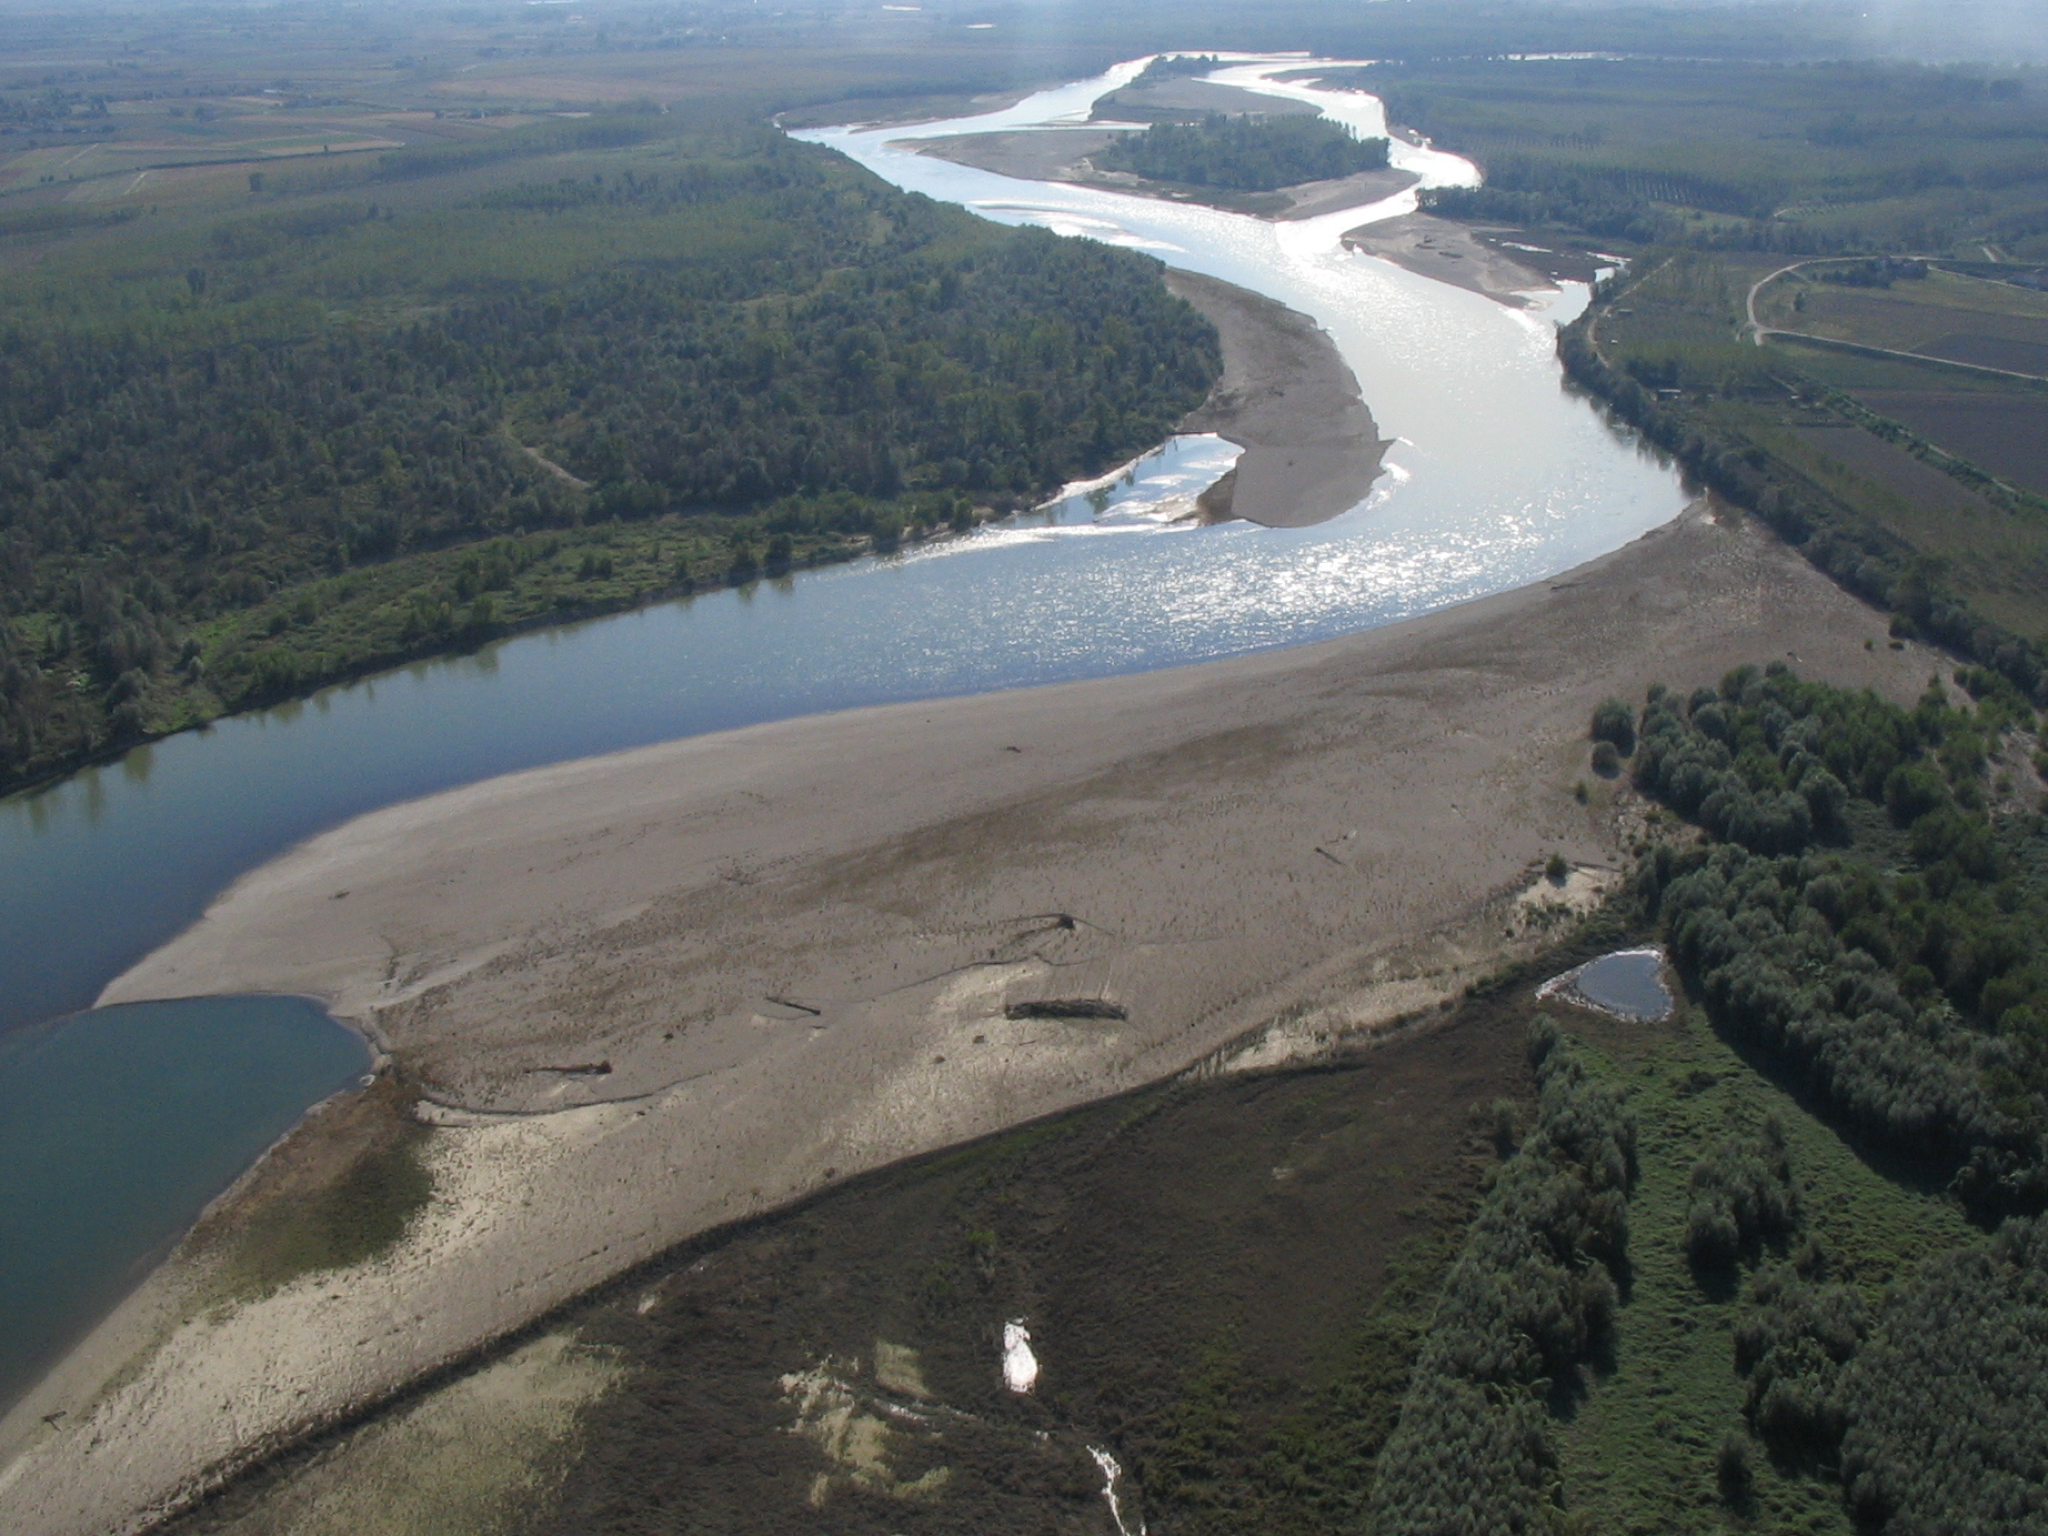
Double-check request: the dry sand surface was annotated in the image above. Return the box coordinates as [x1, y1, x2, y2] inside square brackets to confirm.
[1344, 212, 1554, 306]
[0, 504, 1940, 1536]
[1165, 270, 1390, 527]
[902, 127, 1120, 183]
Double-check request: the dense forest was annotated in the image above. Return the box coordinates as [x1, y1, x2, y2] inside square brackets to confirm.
[0, 122, 1218, 792]
[1127, 54, 1225, 90]
[1096, 113, 1389, 192]
[1575, 664, 2048, 1531]
[1626, 663, 2048, 1210]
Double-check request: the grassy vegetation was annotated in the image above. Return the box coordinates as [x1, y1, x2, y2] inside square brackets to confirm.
[211, 1077, 436, 1299]
[1550, 1002, 1974, 1535]
[225, 1129, 433, 1296]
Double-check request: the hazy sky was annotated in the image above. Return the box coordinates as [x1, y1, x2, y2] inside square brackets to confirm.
[1850, 0, 2048, 63]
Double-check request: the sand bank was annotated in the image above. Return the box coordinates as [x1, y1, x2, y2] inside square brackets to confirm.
[1163, 270, 1389, 527]
[1343, 212, 1553, 307]
[0, 505, 1937, 1536]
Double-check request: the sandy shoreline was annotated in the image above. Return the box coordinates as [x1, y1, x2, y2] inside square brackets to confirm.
[1163, 270, 1390, 527]
[0, 498, 1939, 1536]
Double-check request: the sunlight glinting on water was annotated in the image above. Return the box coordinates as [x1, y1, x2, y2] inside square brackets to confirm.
[0, 57, 1687, 1041]
[795, 54, 1681, 640]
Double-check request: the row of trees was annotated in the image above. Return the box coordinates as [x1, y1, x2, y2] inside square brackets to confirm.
[1557, 264, 2048, 713]
[1370, 1021, 1636, 1534]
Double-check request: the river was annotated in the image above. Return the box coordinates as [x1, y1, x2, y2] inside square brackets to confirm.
[0, 56, 1685, 1408]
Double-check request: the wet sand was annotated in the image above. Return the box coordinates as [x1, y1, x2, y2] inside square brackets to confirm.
[0, 501, 1937, 1536]
[1164, 270, 1390, 527]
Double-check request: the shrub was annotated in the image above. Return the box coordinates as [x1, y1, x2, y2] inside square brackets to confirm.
[1836, 1217, 2048, 1534]
[1683, 1120, 1799, 1269]
[1590, 697, 1637, 756]
[1734, 1262, 1868, 1460]
[1715, 1432, 1754, 1503]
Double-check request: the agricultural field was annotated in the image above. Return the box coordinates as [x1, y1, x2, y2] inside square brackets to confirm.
[1567, 250, 2048, 653]
[1774, 339, 2048, 500]
[1373, 52, 2048, 678]
[1757, 264, 2048, 378]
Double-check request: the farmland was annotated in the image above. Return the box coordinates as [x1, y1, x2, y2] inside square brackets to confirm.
[1755, 264, 2048, 378]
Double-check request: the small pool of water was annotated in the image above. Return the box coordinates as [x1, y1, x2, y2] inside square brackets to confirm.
[0, 996, 370, 1411]
[1544, 948, 1672, 1022]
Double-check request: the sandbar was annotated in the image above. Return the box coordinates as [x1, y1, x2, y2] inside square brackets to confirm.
[1163, 270, 1390, 527]
[0, 501, 1936, 1536]
[1342, 211, 1554, 307]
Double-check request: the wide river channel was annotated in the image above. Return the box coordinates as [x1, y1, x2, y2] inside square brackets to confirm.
[0, 56, 1686, 1406]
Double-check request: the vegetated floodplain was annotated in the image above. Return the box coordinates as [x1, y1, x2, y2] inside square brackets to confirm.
[1558, 245, 2048, 696]
[0, 109, 1219, 796]
[1315, 53, 2048, 710]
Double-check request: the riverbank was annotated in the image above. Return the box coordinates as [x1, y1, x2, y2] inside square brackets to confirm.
[1163, 270, 1389, 527]
[0, 500, 1939, 1536]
